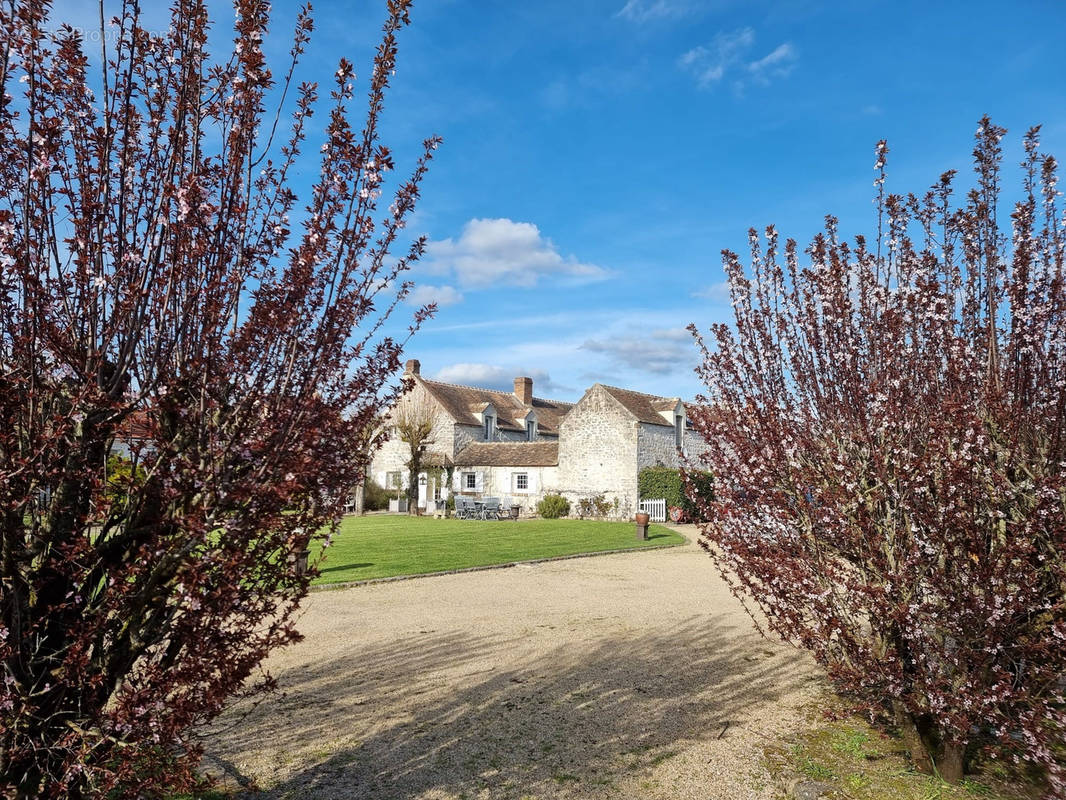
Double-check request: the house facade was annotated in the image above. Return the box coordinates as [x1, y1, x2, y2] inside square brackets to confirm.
[368, 359, 707, 515]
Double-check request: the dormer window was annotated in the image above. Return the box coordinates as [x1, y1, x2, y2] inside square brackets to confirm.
[484, 412, 496, 440]
[675, 414, 683, 449]
[526, 420, 536, 441]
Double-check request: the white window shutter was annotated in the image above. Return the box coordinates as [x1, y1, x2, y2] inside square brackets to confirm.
[453, 470, 461, 491]
[475, 471, 484, 493]
[527, 471, 538, 492]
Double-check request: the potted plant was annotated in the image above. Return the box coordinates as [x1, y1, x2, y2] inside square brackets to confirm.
[634, 510, 650, 541]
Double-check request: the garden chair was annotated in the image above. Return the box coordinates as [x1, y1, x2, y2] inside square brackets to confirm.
[482, 497, 501, 520]
[454, 496, 473, 519]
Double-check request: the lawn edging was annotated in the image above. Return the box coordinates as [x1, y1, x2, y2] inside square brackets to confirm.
[309, 527, 690, 592]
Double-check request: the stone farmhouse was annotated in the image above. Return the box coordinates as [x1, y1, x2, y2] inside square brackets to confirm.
[368, 360, 708, 515]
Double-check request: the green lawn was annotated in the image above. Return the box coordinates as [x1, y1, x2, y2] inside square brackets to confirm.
[311, 514, 684, 584]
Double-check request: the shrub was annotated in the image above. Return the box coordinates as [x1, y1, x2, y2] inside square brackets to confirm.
[0, 1, 438, 795]
[689, 120, 1066, 788]
[103, 454, 146, 508]
[638, 467, 684, 506]
[640, 467, 714, 522]
[537, 494, 570, 519]
[574, 494, 612, 519]
[362, 479, 391, 512]
[592, 494, 611, 517]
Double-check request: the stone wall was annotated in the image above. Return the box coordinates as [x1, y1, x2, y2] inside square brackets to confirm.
[636, 421, 679, 472]
[682, 428, 713, 468]
[555, 385, 640, 508]
[637, 422, 715, 472]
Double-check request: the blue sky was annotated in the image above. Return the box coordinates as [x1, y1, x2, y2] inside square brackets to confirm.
[50, 0, 1066, 402]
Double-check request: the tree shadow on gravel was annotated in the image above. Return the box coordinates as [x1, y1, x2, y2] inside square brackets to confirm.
[203, 616, 814, 799]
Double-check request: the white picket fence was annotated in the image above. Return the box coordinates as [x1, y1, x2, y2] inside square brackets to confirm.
[638, 498, 667, 522]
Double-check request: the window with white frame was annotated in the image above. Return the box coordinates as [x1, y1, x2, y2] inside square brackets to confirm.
[513, 472, 529, 492]
[386, 471, 402, 490]
[463, 472, 477, 490]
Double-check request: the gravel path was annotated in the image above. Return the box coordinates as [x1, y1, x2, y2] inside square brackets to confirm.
[202, 526, 823, 799]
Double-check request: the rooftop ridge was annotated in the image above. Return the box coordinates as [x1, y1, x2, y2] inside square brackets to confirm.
[421, 376, 573, 407]
[597, 383, 679, 402]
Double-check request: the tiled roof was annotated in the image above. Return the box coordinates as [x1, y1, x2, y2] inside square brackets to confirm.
[598, 385, 681, 427]
[420, 378, 572, 434]
[454, 441, 559, 467]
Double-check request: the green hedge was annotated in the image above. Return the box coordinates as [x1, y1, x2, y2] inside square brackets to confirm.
[638, 466, 715, 521]
[638, 467, 684, 506]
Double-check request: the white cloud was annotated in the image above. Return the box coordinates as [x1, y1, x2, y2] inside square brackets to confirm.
[692, 281, 731, 301]
[616, 0, 693, 23]
[747, 42, 798, 84]
[426, 218, 609, 288]
[582, 327, 697, 375]
[433, 363, 571, 395]
[678, 27, 754, 87]
[406, 284, 464, 308]
[679, 29, 796, 91]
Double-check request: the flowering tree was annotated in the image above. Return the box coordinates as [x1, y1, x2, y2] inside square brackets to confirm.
[688, 120, 1065, 789]
[0, 0, 438, 795]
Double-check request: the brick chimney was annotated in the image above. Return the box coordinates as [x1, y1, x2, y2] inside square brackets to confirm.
[404, 359, 420, 375]
[514, 376, 533, 405]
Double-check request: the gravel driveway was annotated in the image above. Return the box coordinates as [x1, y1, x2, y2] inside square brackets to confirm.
[202, 526, 822, 799]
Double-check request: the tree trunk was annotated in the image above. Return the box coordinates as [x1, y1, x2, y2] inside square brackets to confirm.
[893, 703, 936, 776]
[354, 481, 365, 515]
[937, 740, 966, 783]
[407, 464, 419, 514]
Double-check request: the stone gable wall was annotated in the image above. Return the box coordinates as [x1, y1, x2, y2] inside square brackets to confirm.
[555, 385, 640, 507]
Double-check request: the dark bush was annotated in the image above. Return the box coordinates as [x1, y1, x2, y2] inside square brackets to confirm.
[680, 469, 715, 522]
[362, 479, 390, 511]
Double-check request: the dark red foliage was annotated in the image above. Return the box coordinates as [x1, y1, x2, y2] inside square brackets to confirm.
[0, 0, 438, 795]
[688, 121, 1066, 792]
